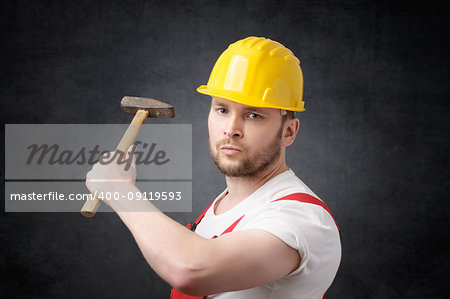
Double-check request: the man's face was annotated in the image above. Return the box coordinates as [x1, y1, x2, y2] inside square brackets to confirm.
[208, 97, 284, 177]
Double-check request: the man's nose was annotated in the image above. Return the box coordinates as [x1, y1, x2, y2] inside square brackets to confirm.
[224, 115, 243, 138]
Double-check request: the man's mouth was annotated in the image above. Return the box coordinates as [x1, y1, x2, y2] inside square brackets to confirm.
[219, 145, 242, 155]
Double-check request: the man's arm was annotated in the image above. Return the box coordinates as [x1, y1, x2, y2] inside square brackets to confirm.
[85, 151, 300, 296]
[103, 185, 300, 296]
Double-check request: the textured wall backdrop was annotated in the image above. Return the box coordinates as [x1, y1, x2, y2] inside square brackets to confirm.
[1, 0, 449, 298]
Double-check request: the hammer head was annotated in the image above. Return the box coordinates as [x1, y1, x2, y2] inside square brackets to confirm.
[121, 96, 175, 118]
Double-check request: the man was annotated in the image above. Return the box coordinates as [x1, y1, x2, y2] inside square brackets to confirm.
[86, 36, 341, 298]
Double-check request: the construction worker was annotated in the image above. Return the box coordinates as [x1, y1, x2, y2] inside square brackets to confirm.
[86, 36, 341, 298]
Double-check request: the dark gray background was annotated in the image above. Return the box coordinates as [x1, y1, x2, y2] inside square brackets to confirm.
[1, 0, 449, 298]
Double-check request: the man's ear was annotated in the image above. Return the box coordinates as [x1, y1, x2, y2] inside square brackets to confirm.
[281, 118, 300, 147]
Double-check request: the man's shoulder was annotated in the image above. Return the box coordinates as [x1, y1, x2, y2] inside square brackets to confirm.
[263, 170, 319, 203]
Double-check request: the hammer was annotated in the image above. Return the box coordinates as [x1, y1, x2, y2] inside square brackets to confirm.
[81, 96, 175, 218]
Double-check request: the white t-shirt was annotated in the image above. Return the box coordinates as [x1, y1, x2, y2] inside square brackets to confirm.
[195, 169, 341, 299]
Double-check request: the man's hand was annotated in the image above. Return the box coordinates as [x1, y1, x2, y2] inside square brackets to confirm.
[85, 144, 137, 206]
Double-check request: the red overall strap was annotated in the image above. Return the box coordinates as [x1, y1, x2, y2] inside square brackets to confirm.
[271, 192, 339, 230]
[271, 192, 338, 299]
[170, 289, 204, 299]
[220, 215, 245, 235]
[186, 201, 215, 230]
[171, 203, 244, 299]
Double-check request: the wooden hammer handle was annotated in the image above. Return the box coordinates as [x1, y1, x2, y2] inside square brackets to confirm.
[81, 109, 150, 218]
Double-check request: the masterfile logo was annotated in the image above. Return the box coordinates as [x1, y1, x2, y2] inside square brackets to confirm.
[5, 124, 191, 180]
[4, 124, 192, 212]
[25, 141, 170, 170]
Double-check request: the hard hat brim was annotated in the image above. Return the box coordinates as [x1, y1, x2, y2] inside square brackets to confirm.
[197, 85, 305, 112]
[197, 85, 260, 109]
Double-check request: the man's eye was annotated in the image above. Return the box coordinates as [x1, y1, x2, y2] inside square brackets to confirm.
[217, 108, 227, 114]
[249, 113, 261, 119]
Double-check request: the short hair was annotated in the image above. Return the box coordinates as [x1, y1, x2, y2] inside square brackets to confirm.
[282, 111, 296, 124]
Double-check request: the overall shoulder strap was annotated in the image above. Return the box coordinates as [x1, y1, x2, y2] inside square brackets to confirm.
[271, 192, 339, 230]
[187, 201, 215, 231]
[271, 193, 338, 299]
[219, 215, 245, 236]
[170, 288, 205, 299]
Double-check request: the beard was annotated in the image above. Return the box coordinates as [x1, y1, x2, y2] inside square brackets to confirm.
[209, 126, 283, 177]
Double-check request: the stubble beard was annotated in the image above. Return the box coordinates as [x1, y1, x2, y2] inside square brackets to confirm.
[209, 126, 283, 178]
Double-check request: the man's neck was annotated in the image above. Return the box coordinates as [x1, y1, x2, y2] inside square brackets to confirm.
[215, 160, 289, 215]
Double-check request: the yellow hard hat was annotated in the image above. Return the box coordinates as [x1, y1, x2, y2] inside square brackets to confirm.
[197, 36, 305, 112]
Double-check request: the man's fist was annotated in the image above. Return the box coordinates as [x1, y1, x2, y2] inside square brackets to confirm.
[85, 145, 137, 205]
